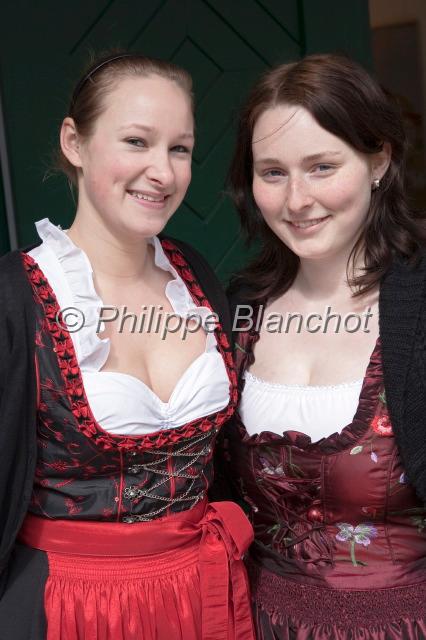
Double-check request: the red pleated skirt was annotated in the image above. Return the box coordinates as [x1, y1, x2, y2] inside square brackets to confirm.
[45, 545, 201, 639]
[19, 500, 255, 640]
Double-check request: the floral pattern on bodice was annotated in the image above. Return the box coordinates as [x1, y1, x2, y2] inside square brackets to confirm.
[225, 324, 426, 586]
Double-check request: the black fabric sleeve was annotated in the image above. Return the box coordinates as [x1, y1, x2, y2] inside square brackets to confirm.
[0, 252, 37, 594]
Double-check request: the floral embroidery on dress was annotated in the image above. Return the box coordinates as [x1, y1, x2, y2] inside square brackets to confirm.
[258, 446, 304, 479]
[349, 439, 380, 463]
[259, 457, 284, 476]
[387, 471, 410, 498]
[348, 388, 393, 464]
[335, 522, 378, 566]
[371, 415, 393, 437]
[371, 389, 393, 436]
[350, 445, 363, 455]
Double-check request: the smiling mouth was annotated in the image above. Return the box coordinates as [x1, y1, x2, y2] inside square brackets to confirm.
[287, 216, 330, 229]
[128, 190, 168, 203]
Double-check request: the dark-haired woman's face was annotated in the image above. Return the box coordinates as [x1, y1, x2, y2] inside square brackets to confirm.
[72, 75, 194, 240]
[251, 105, 382, 264]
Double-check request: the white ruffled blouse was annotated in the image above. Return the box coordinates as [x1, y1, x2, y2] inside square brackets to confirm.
[28, 219, 229, 435]
[240, 372, 363, 441]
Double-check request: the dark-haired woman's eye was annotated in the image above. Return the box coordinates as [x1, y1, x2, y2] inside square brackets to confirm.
[264, 169, 284, 178]
[313, 164, 333, 173]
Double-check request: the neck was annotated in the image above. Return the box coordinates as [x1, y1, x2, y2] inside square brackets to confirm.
[294, 249, 364, 303]
[67, 212, 151, 283]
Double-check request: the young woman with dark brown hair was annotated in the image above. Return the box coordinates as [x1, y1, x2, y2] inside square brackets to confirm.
[224, 53, 426, 638]
[0, 52, 254, 640]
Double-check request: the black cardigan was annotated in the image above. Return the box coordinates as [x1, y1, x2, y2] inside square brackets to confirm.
[380, 250, 426, 505]
[0, 238, 232, 593]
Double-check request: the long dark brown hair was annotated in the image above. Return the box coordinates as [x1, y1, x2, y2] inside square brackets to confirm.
[228, 53, 426, 302]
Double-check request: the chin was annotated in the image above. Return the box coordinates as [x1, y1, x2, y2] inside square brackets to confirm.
[286, 243, 331, 261]
[126, 215, 172, 239]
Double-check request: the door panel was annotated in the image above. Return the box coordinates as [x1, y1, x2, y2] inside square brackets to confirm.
[0, 0, 371, 279]
[0, 170, 9, 255]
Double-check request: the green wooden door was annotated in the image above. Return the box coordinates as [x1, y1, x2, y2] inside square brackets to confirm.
[0, 0, 371, 279]
[0, 172, 9, 255]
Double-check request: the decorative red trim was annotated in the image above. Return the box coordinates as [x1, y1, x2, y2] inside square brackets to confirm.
[116, 450, 124, 521]
[22, 240, 237, 452]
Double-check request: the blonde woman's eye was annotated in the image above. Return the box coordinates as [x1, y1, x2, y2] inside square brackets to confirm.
[172, 145, 191, 154]
[127, 138, 146, 148]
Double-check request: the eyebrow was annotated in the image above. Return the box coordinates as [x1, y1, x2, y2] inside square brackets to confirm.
[254, 151, 342, 165]
[118, 123, 194, 139]
[303, 151, 342, 162]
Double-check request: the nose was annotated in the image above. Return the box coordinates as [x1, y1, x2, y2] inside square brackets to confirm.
[286, 176, 314, 214]
[145, 149, 175, 189]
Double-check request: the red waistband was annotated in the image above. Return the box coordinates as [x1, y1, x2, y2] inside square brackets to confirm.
[20, 500, 208, 556]
[19, 501, 255, 640]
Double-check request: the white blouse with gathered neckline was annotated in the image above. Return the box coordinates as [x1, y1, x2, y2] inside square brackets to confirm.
[240, 370, 363, 441]
[28, 218, 229, 435]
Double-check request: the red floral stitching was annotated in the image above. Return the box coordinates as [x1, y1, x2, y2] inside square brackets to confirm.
[371, 414, 393, 437]
[22, 240, 237, 451]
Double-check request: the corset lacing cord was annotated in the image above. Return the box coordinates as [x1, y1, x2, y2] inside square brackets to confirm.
[257, 471, 328, 551]
[124, 430, 214, 521]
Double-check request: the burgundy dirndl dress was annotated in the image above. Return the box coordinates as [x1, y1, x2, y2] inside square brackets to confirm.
[7, 243, 255, 640]
[224, 324, 426, 639]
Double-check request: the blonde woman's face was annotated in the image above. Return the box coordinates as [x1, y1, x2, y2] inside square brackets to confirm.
[75, 74, 194, 240]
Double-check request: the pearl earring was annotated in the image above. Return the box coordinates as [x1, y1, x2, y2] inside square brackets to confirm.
[372, 178, 381, 191]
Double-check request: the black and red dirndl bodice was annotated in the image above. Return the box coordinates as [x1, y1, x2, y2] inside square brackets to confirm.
[13, 241, 255, 640]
